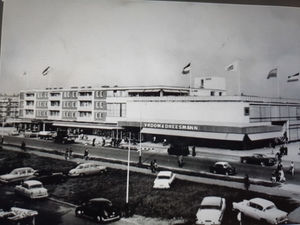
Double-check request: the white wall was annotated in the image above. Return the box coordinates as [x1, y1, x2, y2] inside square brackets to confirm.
[126, 101, 250, 124]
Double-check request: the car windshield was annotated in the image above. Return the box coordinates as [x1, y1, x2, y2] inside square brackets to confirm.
[157, 175, 170, 179]
[265, 205, 276, 210]
[30, 184, 43, 189]
[200, 205, 221, 210]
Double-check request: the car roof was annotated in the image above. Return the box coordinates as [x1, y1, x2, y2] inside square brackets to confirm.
[250, 198, 274, 208]
[157, 171, 173, 176]
[77, 163, 99, 166]
[215, 162, 228, 165]
[90, 198, 111, 203]
[23, 180, 43, 185]
[13, 167, 34, 171]
[201, 196, 222, 206]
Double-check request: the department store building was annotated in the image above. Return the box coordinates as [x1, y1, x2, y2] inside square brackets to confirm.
[18, 77, 298, 150]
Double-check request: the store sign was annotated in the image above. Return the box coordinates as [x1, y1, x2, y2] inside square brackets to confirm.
[144, 122, 199, 131]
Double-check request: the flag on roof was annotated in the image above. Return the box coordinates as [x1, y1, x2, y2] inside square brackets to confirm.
[267, 68, 277, 79]
[225, 60, 238, 72]
[287, 72, 299, 82]
[42, 66, 50, 76]
[182, 63, 191, 75]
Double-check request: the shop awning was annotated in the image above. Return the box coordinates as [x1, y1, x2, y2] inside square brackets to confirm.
[141, 128, 245, 141]
[52, 122, 123, 130]
[247, 131, 284, 141]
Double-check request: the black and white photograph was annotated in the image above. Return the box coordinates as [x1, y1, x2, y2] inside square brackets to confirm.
[0, 0, 300, 224]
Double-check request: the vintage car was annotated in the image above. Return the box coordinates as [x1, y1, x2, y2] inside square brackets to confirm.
[0, 207, 38, 225]
[38, 131, 56, 140]
[240, 153, 276, 166]
[153, 171, 176, 189]
[14, 180, 48, 199]
[68, 162, 107, 177]
[75, 198, 121, 223]
[24, 169, 68, 184]
[8, 130, 19, 136]
[209, 162, 237, 175]
[0, 167, 36, 184]
[232, 197, 288, 224]
[195, 196, 226, 225]
[167, 144, 190, 156]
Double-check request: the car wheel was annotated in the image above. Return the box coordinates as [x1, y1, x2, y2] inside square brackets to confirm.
[79, 173, 85, 177]
[95, 215, 103, 223]
[260, 162, 265, 166]
[242, 159, 247, 164]
[259, 218, 267, 224]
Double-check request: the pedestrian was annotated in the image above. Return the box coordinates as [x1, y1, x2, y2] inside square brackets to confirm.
[244, 174, 250, 190]
[178, 155, 184, 167]
[21, 141, 26, 151]
[150, 159, 157, 173]
[84, 148, 89, 160]
[65, 148, 69, 160]
[92, 138, 96, 146]
[69, 148, 73, 159]
[279, 169, 286, 183]
[289, 161, 295, 176]
[192, 145, 196, 157]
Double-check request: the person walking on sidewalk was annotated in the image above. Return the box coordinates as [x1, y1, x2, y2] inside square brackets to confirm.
[289, 161, 295, 176]
[84, 148, 89, 160]
[244, 174, 250, 191]
[21, 141, 26, 151]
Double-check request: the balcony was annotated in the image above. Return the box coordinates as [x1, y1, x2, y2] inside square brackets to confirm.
[49, 105, 61, 110]
[48, 115, 61, 120]
[49, 95, 61, 101]
[78, 95, 93, 100]
[77, 116, 93, 122]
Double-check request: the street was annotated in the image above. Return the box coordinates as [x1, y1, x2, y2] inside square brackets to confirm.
[3, 135, 300, 186]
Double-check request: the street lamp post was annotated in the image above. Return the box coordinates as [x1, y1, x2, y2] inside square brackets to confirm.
[1, 116, 5, 144]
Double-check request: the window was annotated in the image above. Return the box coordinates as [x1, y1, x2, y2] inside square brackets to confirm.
[244, 107, 250, 116]
[210, 91, 215, 96]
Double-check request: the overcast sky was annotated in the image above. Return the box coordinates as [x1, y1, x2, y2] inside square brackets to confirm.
[0, 0, 300, 98]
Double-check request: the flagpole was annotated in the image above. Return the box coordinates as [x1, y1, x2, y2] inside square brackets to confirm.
[277, 67, 280, 98]
[189, 62, 192, 96]
[237, 59, 241, 96]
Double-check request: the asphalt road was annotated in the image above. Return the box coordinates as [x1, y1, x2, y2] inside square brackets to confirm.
[4, 135, 300, 185]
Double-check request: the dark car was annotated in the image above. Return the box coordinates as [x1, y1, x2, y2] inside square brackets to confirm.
[240, 153, 276, 166]
[75, 198, 121, 223]
[209, 162, 237, 175]
[167, 144, 190, 156]
[24, 169, 68, 184]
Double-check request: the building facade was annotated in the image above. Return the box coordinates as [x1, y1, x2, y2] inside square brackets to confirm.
[17, 77, 300, 150]
[0, 94, 19, 125]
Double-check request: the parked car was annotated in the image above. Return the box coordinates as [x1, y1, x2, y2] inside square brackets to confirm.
[38, 131, 56, 140]
[195, 196, 226, 225]
[0, 207, 38, 225]
[14, 180, 48, 199]
[0, 167, 36, 184]
[232, 197, 288, 224]
[209, 162, 237, 175]
[153, 171, 176, 189]
[24, 169, 68, 184]
[240, 153, 276, 166]
[75, 198, 121, 223]
[23, 131, 39, 138]
[167, 144, 190, 156]
[68, 163, 107, 177]
[8, 130, 19, 136]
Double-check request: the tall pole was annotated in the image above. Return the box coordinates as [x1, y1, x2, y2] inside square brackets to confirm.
[125, 132, 131, 216]
[1, 116, 4, 144]
[189, 62, 192, 96]
[138, 104, 142, 165]
[237, 59, 241, 96]
[277, 67, 280, 98]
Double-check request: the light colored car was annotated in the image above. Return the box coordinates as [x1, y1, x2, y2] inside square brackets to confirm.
[196, 196, 226, 225]
[232, 197, 288, 224]
[68, 162, 107, 177]
[8, 130, 19, 136]
[0, 167, 35, 184]
[14, 180, 48, 199]
[153, 171, 176, 189]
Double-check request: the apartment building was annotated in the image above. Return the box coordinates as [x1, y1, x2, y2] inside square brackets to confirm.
[0, 94, 19, 125]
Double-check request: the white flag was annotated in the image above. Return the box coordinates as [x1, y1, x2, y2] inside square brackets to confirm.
[225, 60, 238, 72]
